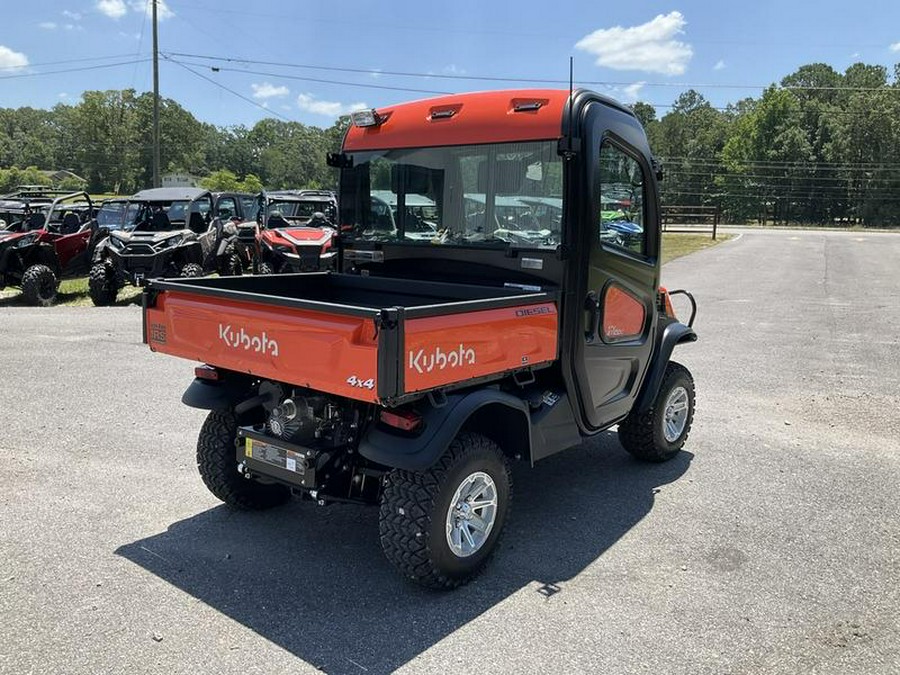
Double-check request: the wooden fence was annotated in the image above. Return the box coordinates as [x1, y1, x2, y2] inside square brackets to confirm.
[661, 204, 720, 240]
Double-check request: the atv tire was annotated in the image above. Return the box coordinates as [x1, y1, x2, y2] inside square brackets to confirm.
[619, 361, 695, 462]
[219, 246, 243, 276]
[179, 262, 204, 278]
[197, 410, 291, 510]
[88, 262, 118, 306]
[379, 432, 511, 590]
[257, 261, 274, 275]
[21, 264, 58, 307]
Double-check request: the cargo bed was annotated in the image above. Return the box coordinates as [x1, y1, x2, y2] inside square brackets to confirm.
[143, 273, 559, 405]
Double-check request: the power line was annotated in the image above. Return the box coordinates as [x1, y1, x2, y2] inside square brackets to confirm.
[18, 53, 143, 68]
[163, 56, 296, 122]
[0, 59, 151, 80]
[165, 56, 454, 96]
[165, 51, 900, 93]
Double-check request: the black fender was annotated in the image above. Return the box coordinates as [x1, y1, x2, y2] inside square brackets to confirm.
[358, 389, 531, 471]
[634, 320, 697, 414]
[182, 377, 252, 411]
[91, 238, 111, 263]
[172, 241, 203, 267]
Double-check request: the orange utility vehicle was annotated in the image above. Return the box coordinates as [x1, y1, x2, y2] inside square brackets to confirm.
[143, 89, 698, 589]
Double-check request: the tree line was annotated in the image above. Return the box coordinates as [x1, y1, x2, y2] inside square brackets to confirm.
[1, 61, 899, 226]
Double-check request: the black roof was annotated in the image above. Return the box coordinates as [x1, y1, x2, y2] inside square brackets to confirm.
[131, 187, 210, 202]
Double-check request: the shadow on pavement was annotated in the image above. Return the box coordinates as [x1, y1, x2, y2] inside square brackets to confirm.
[117, 432, 692, 674]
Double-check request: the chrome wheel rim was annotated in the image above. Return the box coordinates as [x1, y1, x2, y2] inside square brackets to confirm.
[663, 386, 689, 442]
[445, 471, 497, 558]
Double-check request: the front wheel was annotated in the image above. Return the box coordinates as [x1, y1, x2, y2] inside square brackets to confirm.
[257, 261, 274, 275]
[21, 264, 58, 306]
[618, 361, 695, 462]
[179, 262, 204, 278]
[88, 262, 118, 306]
[218, 245, 243, 276]
[197, 410, 291, 510]
[379, 433, 512, 590]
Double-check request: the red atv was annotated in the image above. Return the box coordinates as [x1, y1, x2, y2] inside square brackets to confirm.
[254, 190, 338, 274]
[0, 191, 101, 306]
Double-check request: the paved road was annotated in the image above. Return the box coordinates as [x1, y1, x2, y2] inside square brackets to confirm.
[1, 229, 898, 675]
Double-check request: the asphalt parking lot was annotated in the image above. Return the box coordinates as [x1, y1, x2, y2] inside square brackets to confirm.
[1, 228, 898, 675]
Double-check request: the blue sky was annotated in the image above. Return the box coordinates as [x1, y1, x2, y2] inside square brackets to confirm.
[2, 0, 899, 128]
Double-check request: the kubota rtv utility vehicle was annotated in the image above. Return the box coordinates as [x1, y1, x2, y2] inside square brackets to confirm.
[0, 191, 102, 306]
[89, 187, 243, 305]
[143, 89, 698, 589]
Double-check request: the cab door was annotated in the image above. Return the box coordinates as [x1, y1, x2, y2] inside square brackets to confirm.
[571, 102, 661, 431]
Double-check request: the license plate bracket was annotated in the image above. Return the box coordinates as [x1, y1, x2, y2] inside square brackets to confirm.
[237, 428, 317, 488]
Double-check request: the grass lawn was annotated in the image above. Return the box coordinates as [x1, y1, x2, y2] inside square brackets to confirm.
[1, 234, 730, 307]
[661, 232, 731, 264]
[0, 277, 141, 307]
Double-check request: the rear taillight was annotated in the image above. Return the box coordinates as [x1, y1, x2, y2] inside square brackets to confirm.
[194, 365, 220, 381]
[380, 409, 422, 432]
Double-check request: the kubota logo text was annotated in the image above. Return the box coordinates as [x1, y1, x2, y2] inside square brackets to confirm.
[408, 344, 476, 374]
[219, 324, 279, 357]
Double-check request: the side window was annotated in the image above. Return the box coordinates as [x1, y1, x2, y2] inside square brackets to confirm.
[599, 142, 647, 257]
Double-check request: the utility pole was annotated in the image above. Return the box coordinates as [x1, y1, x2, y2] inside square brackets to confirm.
[152, 0, 161, 188]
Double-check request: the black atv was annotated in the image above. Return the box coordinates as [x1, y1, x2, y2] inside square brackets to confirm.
[88, 187, 243, 306]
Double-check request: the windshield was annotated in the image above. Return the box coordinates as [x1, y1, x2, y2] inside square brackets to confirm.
[97, 202, 139, 230]
[266, 200, 336, 226]
[240, 196, 260, 221]
[126, 200, 191, 232]
[339, 140, 562, 249]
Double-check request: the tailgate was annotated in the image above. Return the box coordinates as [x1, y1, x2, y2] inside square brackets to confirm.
[145, 290, 380, 403]
[400, 302, 559, 395]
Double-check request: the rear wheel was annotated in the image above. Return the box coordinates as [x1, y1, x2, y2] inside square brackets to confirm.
[197, 409, 291, 510]
[618, 361, 695, 462]
[179, 262, 204, 278]
[379, 433, 512, 589]
[88, 262, 118, 306]
[21, 264, 58, 306]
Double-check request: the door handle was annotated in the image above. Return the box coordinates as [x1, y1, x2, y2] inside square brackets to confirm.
[584, 291, 600, 341]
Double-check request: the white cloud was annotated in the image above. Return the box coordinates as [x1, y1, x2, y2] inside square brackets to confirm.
[297, 93, 368, 117]
[370, 68, 382, 79]
[713, 59, 726, 71]
[59, 92, 69, 99]
[576, 11, 693, 76]
[890, 42, 900, 52]
[62, 10, 82, 20]
[40, 21, 58, 29]
[129, 0, 174, 20]
[251, 82, 289, 100]
[64, 23, 84, 31]
[443, 64, 466, 76]
[0, 45, 28, 71]
[621, 81, 646, 102]
[96, 0, 127, 19]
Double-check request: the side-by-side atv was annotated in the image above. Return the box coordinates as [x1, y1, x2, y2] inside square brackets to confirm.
[0, 191, 102, 306]
[89, 187, 243, 306]
[143, 89, 698, 589]
[254, 190, 338, 274]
